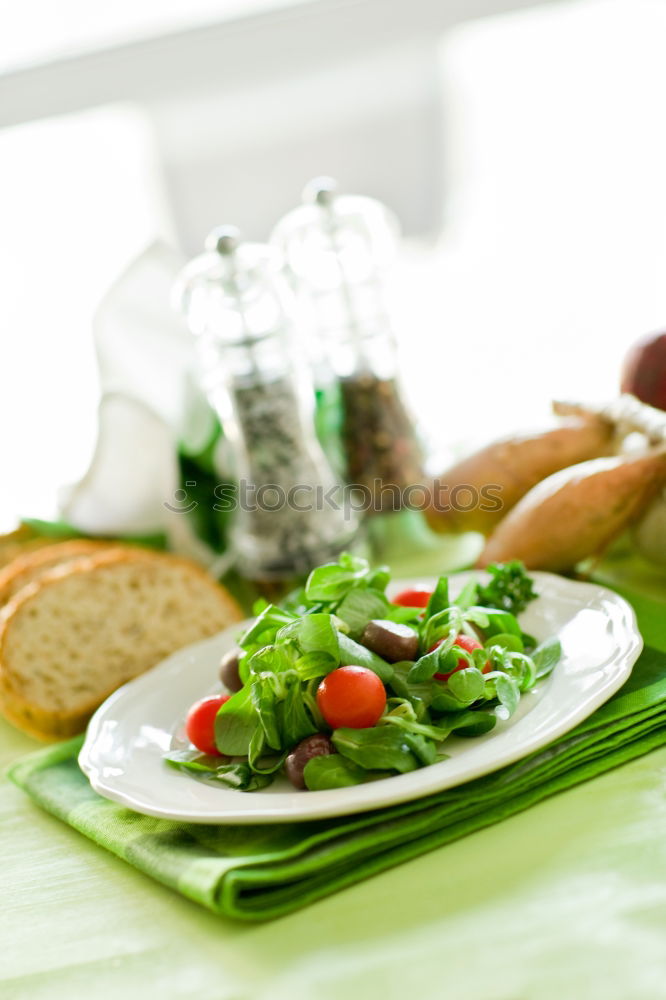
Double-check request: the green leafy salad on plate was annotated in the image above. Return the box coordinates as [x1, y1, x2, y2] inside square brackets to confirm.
[164, 556, 561, 792]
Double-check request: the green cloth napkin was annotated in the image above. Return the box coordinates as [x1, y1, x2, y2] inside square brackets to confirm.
[8, 644, 666, 922]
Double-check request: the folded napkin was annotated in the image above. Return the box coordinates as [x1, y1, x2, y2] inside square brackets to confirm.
[56, 242, 230, 565]
[8, 644, 666, 922]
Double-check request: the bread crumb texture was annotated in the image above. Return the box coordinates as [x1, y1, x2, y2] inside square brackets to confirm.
[0, 538, 115, 604]
[0, 550, 242, 740]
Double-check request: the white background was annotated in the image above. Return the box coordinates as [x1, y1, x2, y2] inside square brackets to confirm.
[1, 0, 666, 525]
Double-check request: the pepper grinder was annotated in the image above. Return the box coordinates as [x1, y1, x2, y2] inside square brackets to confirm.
[271, 178, 424, 515]
[173, 226, 357, 582]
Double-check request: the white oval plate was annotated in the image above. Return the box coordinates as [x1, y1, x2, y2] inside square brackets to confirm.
[79, 572, 642, 824]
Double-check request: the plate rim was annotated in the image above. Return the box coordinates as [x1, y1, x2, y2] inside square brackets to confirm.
[79, 571, 643, 823]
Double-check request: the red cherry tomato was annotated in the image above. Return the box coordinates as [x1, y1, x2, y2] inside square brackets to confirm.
[316, 666, 387, 729]
[392, 588, 433, 608]
[431, 633, 491, 682]
[185, 694, 230, 756]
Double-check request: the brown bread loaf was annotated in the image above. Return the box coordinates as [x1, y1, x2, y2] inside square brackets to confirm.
[425, 417, 614, 535]
[477, 451, 666, 571]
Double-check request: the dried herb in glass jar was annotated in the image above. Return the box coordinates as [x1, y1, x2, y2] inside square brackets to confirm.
[339, 374, 424, 511]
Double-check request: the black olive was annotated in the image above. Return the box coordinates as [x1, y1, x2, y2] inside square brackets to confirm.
[219, 647, 243, 692]
[361, 619, 419, 663]
[285, 734, 336, 789]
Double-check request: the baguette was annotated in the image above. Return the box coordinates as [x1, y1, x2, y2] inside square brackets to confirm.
[477, 451, 666, 571]
[425, 417, 614, 535]
[0, 548, 243, 740]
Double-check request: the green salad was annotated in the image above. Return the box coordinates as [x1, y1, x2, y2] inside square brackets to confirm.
[165, 556, 561, 792]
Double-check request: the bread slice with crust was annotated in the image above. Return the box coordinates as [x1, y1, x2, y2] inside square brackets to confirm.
[0, 548, 243, 740]
[0, 529, 65, 570]
[0, 538, 118, 606]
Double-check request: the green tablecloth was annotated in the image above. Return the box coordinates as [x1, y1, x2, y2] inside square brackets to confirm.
[4, 560, 666, 999]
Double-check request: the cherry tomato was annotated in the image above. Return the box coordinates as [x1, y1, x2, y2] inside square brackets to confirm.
[431, 633, 491, 682]
[185, 694, 230, 756]
[316, 666, 387, 729]
[392, 588, 433, 608]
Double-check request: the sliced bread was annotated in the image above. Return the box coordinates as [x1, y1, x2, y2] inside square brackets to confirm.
[0, 548, 243, 740]
[0, 538, 118, 606]
[0, 528, 65, 570]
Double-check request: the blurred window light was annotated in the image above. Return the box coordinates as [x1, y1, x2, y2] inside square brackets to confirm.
[2, 0, 666, 523]
[395, 0, 666, 462]
[0, 0, 311, 72]
[0, 104, 174, 526]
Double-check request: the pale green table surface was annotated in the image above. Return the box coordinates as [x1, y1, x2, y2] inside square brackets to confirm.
[4, 552, 666, 1000]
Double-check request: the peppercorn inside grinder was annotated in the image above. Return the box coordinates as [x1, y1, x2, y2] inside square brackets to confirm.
[271, 178, 424, 514]
[173, 226, 358, 581]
